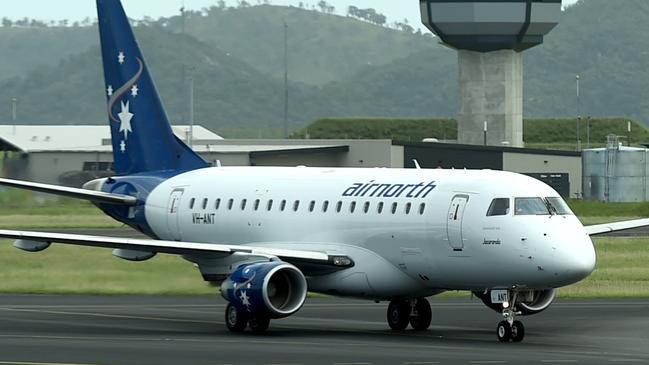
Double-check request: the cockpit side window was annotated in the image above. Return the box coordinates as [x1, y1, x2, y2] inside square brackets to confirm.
[546, 197, 574, 215]
[487, 198, 510, 216]
[515, 197, 551, 215]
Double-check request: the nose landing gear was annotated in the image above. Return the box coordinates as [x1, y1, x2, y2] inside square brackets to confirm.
[387, 297, 432, 331]
[496, 292, 525, 343]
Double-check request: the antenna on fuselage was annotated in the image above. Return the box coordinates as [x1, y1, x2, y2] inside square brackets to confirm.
[412, 159, 422, 170]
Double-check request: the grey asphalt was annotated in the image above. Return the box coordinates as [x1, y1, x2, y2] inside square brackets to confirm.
[0, 295, 648, 365]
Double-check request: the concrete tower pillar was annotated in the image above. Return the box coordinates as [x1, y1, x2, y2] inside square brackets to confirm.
[419, 0, 560, 148]
[458, 50, 523, 147]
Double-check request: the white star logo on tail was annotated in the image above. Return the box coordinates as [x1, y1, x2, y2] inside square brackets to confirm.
[117, 101, 133, 140]
[118, 51, 125, 64]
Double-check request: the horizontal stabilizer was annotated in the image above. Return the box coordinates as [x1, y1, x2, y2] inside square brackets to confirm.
[585, 218, 649, 236]
[0, 178, 137, 205]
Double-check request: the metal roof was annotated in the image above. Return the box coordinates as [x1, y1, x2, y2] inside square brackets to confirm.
[0, 125, 223, 153]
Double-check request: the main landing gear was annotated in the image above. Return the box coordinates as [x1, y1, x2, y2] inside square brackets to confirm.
[225, 303, 271, 333]
[387, 297, 432, 331]
[496, 292, 525, 343]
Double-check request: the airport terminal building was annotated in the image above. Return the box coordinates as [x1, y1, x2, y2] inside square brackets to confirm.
[0, 125, 581, 198]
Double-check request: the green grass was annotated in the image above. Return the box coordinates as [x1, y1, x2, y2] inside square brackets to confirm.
[0, 243, 215, 295]
[0, 237, 647, 297]
[569, 200, 649, 218]
[558, 237, 649, 298]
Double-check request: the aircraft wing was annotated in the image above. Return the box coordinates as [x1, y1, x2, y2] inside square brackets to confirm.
[0, 229, 353, 270]
[0, 178, 136, 205]
[584, 218, 649, 236]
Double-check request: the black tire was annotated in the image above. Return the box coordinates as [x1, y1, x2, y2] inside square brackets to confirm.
[409, 298, 432, 331]
[511, 320, 525, 343]
[249, 316, 271, 333]
[496, 321, 511, 342]
[387, 300, 410, 330]
[225, 303, 248, 332]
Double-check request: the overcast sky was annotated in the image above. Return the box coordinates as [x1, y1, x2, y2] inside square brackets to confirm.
[4, 0, 581, 25]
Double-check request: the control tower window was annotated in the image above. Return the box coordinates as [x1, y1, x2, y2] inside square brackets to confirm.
[515, 198, 550, 216]
[487, 198, 510, 216]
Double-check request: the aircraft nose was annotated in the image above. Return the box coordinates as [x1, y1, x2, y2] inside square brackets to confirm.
[560, 234, 596, 284]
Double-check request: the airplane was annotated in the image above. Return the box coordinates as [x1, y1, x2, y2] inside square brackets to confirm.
[0, 0, 646, 343]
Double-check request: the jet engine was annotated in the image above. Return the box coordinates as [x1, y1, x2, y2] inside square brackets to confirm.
[473, 289, 556, 316]
[221, 261, 307, 319]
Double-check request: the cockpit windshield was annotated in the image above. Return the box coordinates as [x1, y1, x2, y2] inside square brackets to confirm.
[545, 197, 574, 215]
[514, 197, 551, 216]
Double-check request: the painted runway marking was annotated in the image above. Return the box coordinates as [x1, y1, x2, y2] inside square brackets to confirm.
[540, 361, 578, 363]
[470, 362, 506, 364]
[403, 362, 440, 364]
[0, 362, 101, 365]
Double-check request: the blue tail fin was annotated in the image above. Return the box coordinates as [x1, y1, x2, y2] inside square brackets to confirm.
[96, 0, 207, 175]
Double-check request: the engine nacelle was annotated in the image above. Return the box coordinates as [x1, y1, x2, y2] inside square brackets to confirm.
[221, 261, 307, 319]
[473, 289, 556, 316]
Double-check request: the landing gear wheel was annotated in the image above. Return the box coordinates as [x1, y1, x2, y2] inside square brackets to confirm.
[225, 304, 247, 332]
[249, 316, 271, 333]
[496, 321, 512, 342]
[387, 300, 410, 330]
[409, 298, 432, 331]
[511, 320, 525, 342]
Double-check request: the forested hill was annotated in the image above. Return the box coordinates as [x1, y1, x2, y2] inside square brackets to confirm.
[2, 0, 649, 137]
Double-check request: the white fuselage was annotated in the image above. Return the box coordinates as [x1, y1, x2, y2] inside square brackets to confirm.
[144, 167, 596, 300]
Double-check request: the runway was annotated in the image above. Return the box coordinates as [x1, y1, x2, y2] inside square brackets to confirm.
[0, 296, 647, 365]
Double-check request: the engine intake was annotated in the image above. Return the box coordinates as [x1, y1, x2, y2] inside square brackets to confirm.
[221, 261, 307, 319]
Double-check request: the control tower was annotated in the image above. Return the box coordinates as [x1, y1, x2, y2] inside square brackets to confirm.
[420, 0, 561, 147]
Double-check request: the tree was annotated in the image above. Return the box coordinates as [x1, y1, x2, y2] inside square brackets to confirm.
[217, 0, 226, 9]
[1, 17, 12, 28]
[317, 1, 328, 13]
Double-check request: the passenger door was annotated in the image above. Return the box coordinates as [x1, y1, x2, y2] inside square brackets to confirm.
[447, 195, 469, 251]
[167, 189, 184, 241]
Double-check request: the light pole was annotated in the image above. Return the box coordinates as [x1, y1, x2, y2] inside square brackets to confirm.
[11, 97, 17, 135]
[586, 116, 591, 149]
[576, 74, 581, 151]
[283, 21, 289, 139]
[483, 120, 487, 146]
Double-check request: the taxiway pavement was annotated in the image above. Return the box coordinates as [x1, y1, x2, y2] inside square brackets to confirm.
[0, 295, 647, 365]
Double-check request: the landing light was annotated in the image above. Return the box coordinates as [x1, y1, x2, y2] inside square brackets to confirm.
[331, 256, 354, 267]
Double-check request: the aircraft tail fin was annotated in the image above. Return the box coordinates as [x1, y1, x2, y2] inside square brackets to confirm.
[96, 0, 208, 175]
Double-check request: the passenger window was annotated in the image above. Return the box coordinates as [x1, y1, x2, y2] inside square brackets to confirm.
[309, 200, 315, 212]
[336, 201, 343, 213]
[267, 200, 273, 211]
[363, 202, 370, 214]
[515, 197, 550, 216]
[350, 201, 356, 213]
[241, 199, 247, 210]
[189, 198, 195, 209]
[293, 200, 300, 212]
[254, 199, 260, 211]
[280, 200, 287, 211]
[227, 198, 234, 210]
[391, 202, 398, 214]
[202, 198, 208, 210]
[215, 198, 221, 210]
[322, 201, 329, 212]
[404, 202, 412, 215]
[377, 202, 384, 214]
[487, 198, 510, 216]
[419, 203, 426, 215]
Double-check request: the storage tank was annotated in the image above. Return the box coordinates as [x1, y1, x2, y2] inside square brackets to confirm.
[582, 136, 648, 202]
